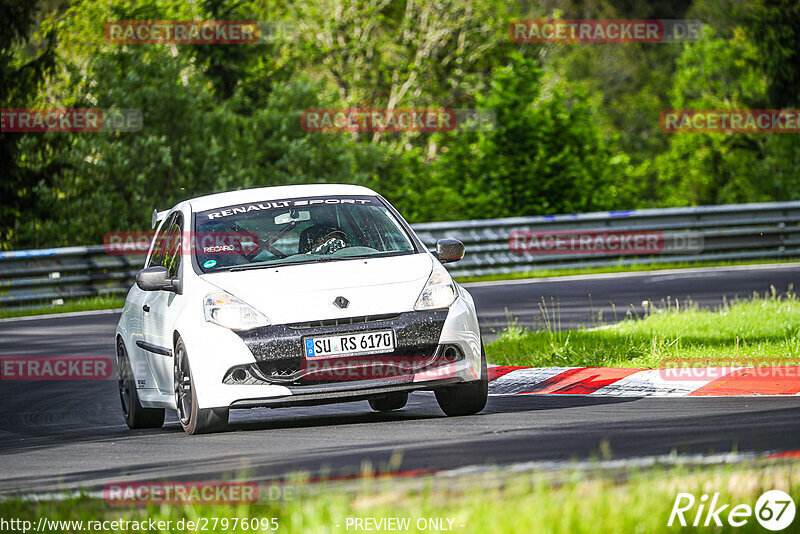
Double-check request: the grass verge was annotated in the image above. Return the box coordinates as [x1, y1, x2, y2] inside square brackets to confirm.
[1, 461, 797, 533]
[0, 295, 125, 320]
[486, 290, 800, 368]
[455, 258, 800, 284]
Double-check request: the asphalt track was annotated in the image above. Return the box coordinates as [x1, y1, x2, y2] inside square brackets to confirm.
[1, 264, 799, 495]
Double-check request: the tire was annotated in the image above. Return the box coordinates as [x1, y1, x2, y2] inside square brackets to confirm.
[174, 338, 228, 435]
[435, 344, 488, 417]
[368, 391, 408, 412]
[117, 340, 165, 429]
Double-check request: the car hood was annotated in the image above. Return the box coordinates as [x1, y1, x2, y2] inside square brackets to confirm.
[202, 253, 435, 325]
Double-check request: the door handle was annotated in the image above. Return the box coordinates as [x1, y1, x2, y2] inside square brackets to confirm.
[142, 305, 150, 312]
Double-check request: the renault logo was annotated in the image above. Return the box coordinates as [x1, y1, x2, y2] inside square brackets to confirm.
[333, 296, 349, 309]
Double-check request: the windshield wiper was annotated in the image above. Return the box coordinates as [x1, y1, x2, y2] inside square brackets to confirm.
[226, 252, 401, 272]
[295, 256, 346, 265]
[227, 264, 276, 272]
[228, 256, 339, 271]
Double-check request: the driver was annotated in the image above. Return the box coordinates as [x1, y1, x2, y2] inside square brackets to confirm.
[298, 206, 348, 254]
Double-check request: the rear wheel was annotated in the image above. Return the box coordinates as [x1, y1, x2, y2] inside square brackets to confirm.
[117, 340, 165, 429]
[368, 392, 408, 412]
[435, 344, 488, 417]
[174, 338, 228, 435]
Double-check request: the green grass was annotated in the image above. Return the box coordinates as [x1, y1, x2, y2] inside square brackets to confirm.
[0, 295, 125, 320]
[2, 461, 798, 533]
[486, 290, 800, 368]
[455, 258, 800, 284]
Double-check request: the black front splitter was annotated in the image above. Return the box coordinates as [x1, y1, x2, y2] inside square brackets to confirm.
[229, 377, 462, 409]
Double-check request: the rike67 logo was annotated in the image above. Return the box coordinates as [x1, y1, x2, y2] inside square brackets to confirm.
[669, 490, 796, 530]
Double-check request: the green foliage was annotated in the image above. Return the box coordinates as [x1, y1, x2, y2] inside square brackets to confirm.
[0, 294, 124, 319]
[3, 462, 799, 534]
[645, 27, 800, 206]
[743, 0, 800, 108]
[436, 53, 635, 219]
[3, 0, 800, 248]
[379, 54, 636, 222]
[0, 0, 59, 249]
[12, 0, 387, 246]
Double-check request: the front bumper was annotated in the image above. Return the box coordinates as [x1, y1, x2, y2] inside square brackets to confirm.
[182, 292, 482, 410]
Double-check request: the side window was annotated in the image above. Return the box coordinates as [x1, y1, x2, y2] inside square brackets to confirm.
[147, 216, 172, 268]
[161, 214, 183, 278]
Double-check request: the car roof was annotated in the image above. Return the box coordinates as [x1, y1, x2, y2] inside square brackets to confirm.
[185, 184, 378, 212]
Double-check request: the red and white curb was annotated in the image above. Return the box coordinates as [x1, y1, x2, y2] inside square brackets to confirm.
[487, 366, 800, 397]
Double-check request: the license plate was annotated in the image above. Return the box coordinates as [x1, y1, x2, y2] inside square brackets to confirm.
[304, 330, 395, 358]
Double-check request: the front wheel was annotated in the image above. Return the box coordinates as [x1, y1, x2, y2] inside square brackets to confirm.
[118, 340, 165, 429]
[174, 338, 228, 435]
[435, 344, 488, 417]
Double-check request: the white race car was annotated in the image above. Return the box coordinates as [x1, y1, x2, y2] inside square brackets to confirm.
[115, 184, 487, 434]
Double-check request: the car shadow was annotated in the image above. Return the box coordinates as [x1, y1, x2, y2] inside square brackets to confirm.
[482, 393, 640, 413]
[219, 392, 640, 433]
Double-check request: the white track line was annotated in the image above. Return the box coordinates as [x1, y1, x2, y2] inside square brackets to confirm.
[463, 262, 800, 288]
[0, 308, 123, 323]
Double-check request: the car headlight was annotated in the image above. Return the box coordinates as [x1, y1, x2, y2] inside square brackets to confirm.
[203, 291, 270, 331]
[414, 267, 458, 310]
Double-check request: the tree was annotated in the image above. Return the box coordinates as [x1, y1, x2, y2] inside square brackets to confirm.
[0, 0, 59, 249]
[287, 0, 516, 144]
[386, 53, 635, 222]
[744, 0, 800, 108]
[647, 27, 797, 206]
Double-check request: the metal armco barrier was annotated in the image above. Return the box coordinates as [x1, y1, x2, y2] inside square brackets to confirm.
[0, 245, 145, 308]
[413, 201, 800, 277]
[2, 201, 800, 309]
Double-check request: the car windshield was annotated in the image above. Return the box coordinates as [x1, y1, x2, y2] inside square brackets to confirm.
[194, 195, 417, 272]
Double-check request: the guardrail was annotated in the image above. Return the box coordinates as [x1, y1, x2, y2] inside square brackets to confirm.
[2, 201, 800, 309]
[414, 201, 800, 277]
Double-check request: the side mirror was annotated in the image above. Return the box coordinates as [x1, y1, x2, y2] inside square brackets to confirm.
[136, 266, 181, 293]
[434, 239, 465, 263]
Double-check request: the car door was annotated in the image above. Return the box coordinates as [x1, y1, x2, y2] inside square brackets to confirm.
[142, 212, 184, 394]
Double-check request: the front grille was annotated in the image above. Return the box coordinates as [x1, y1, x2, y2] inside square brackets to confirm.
[286, 314, 402, 330]
[236, 310, 448, 364]
[255, 359, 302, 378]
